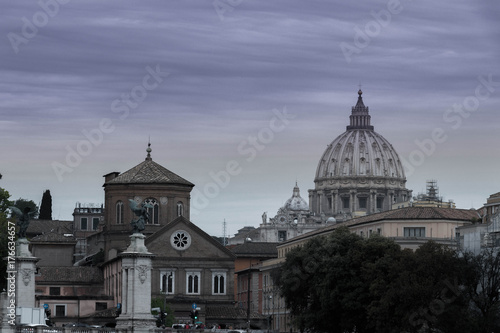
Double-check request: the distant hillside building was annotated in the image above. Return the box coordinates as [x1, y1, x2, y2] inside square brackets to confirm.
[72, 203, 104, 263]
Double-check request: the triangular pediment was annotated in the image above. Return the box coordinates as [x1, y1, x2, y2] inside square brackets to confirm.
[145, 216, 235, 260]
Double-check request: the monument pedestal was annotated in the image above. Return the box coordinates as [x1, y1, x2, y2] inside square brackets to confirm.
[116, 233, 156, 332]
[15, 238, 39, 308]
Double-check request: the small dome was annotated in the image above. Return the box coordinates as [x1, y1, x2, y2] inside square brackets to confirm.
[326, 217, 336, 223]
[283, 183, 309, 211]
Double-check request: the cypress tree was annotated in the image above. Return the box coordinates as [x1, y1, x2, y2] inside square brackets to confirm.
[39, 189, 52, 220]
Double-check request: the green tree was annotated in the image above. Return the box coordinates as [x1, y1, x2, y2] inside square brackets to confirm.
[12, 198, 39, 219]
[461, 248, 500, 333]
[370, 241, 475, 333]
[277, 227, 401, 333]
[151, 297, 175, 327]
[39, 189, 52, 220]
[276, 228, 477, 333]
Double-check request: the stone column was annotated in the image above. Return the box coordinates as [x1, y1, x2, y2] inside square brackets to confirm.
[1, 292, 14, 331]
[15, 238, 39, 309]
[331, 190, 338, 215]
[116, 233, 156, 332]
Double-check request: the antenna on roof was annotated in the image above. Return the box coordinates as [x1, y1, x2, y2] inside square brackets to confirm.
[222, 219, 228, 246]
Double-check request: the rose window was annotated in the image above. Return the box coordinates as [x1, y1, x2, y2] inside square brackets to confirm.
[170, 230, 191, 250]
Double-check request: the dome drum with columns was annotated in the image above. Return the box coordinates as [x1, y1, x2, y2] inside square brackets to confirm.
[309, 90, 411, 220]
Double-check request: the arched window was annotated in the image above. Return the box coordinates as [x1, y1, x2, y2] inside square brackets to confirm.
[187, 271, 200, 294]
[177, 201, 184, 217]
[144, 198, 159, 224]
[116, 201, 124, 224]
[160, 270, 175, 294]
[212, 272, 226, 295]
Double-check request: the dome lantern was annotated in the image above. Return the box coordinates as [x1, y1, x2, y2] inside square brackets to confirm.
[347, 89, 374, 131]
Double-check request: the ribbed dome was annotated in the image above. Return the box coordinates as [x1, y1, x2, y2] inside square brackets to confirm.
[283, 183, 309, 211]
[309, 90, 411, 219]
[315, 129, 405, 179]
[315, 90, 405, 180]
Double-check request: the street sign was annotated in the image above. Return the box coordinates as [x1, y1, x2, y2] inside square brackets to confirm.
[192, 303, 196, 309]
[43, 304, 49, 309]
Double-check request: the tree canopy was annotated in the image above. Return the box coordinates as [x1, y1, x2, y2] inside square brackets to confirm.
[276, 226, 500, 333]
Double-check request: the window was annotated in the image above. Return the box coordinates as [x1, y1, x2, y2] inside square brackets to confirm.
[170, 230, 191, 250]
[278, 231, 287, 242]
[49, 287, 60, 296]
[404, 227, 426, 237]
[358, 197, 367, 209]
[186, 271, 200, 294]
[116, 201, 124, 224]
[212, 271, 227, 295]
[96, 302, 107, 311]
[342, 197, 350, 209]
[177, 202, 184, 217]
[161, 270, 175, 294]
[92, 217, 99, 230]
[376, 197, 384, 210]
[80, 218, 88, 230]
[55, 305, 66, 317]
[144, 198, 159, 224]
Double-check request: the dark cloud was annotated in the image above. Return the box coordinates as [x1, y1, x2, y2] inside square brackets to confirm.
[1, 0, 499, 235]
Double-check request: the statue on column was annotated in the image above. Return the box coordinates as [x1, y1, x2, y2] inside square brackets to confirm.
[10, 207, 35, 238]
[128, 199, 153, 234]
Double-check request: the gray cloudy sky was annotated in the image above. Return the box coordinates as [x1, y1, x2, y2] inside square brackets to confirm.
[1, 0, 499, 236]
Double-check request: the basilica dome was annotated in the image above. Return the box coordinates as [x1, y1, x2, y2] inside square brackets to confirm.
[315, 129, 405, 179]
[309, 90, 411, 219]
[316, 90, 405, 179]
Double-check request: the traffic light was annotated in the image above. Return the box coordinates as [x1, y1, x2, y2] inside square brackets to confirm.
[194, 310, 198, 320]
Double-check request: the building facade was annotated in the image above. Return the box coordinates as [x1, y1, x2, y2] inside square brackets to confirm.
[88, 144, 194, 261]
